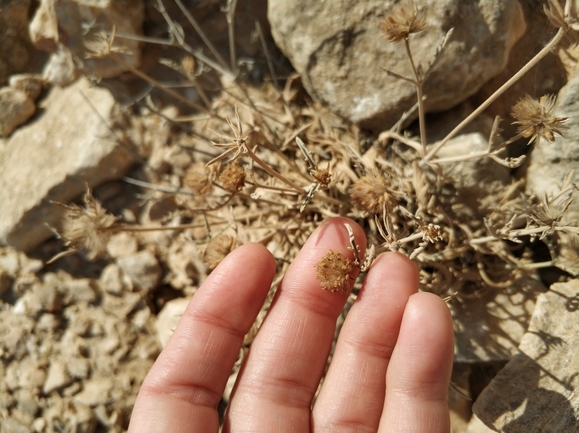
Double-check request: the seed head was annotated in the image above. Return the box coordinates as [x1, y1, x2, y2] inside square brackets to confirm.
[184, 162, 214, 196]
[204, 234, 240, 270]
[219, 162, 246, 193]
[48, 186, 118, 263]
[315, 250, 356, 293]
[312, 167, 333, 189]
[511, 94, 568, 145]
[350, 171, 400, 214]
[380, 0, 427, 42]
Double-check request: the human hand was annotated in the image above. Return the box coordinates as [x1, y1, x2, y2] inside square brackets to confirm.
[128, 217, 454, 433]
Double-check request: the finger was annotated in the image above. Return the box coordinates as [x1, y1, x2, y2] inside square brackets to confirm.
[379, 292, 454, 433]
[225, 217, 366, 433]
[312, 252, 419, 432]
[128, 243, 276, 433]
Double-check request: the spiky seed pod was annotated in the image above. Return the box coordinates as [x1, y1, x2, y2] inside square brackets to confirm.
[350, 171, 400, 214]
[380, 0, 427, 42]
[312, 168, 333, 189]
[219, 163, 246, 193]
[204, 234, 240, 270]
[315, 250, 356, 293]
[511, 94, 568, 145]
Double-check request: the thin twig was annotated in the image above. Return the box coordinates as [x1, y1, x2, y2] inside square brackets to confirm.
[423, 26, 567, 163]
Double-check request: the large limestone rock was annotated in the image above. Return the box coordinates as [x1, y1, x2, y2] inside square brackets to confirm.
[473, 279, 579, 432]
[268, 0, 526, 130]
[0, 78, 135, 252]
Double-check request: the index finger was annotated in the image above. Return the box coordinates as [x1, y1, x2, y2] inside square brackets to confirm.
[128, 243, 276, 433]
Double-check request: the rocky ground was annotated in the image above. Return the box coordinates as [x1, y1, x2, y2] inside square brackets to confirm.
[1, 0, 579, 432]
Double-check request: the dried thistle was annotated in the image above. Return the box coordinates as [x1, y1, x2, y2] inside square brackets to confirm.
[47, 186, 118, 263]
[511, 94, 568, 145]
[184, 162, 214, 196]
[380, 0, 427, 42]
[206, 106, 250, 167]
[204, 234, 240, 270]
[350, 171, 400, 214]
[311, 167, 333, 190]
[315, 250, 356, 293]
[219, 162, 246, 193]
[543, 0, 579, 33]
[84, 27, 131, 59]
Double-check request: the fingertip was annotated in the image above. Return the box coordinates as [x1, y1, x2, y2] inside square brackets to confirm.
[365, 251, 419, 294]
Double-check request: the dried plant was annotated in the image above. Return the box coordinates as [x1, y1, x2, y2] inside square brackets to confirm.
[204, 234, 241, 270]
[315, 250, 356, 293]
[47, 186, 119, 263]
[511, 94, 568, 145]
[51, 0, 579, 314]
[380, 0, 426, 42]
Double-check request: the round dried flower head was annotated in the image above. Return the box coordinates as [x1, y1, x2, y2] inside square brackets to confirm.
[315, 250, 356, 293]
[380, 0, 427, 42]
[184, 162, 214, 196]
[48, 186, 118, 263]
[511, 94, 568, 145]
[204, 234, 240, 270]
[350, 171, 400, 214]
[312, 167, 333, 189]
[219, 162, 246, 193]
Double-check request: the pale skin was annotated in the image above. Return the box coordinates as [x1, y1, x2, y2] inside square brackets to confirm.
[128, 217, 454, 433]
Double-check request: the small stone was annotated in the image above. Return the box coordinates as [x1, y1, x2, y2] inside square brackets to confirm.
[65, 279, 99, 304]
[42, 48, 78, 87]
[74, 377, 114, 407]
[155, 297, 190, 348]
[36, 313, 61, 331]
[106, 232, 138, 258]
[117, 250, 162, 293]
[102, 291, 143, 319]
[1, 418, 31, 433]
[9, 74, 44, 101]
[0, 87, 35, 137]
[99, 263, 130, 295]
[66, 356, 91, 380]
[43, 360, 73, 394]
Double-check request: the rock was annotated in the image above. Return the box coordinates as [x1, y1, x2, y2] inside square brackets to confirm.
[268, 0, 526, 130]
[117, 250, 162, 293]
[0, 87, 36, 137]
[9, 74, 45, 101]
[106, 232, 138, 258]
[74, 376, 114, 407]
[43, 359, 73, 394]
[30, 0, 144, 80]
[0, 0, 34, 86]
[42, 48, 78, 87]
[1, 417, 30, 433]
[473, 279, 579, 432]
[0, 77, 135, 252]
[452, 276, 545, 362]
[467, 414, 498, 433]
[99, 263, 129, 295]
[526, 75, 579, 215]
[155, 297, 190, 348]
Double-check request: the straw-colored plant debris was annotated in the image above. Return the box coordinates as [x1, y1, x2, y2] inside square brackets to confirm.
[49, 0, 579, 307]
